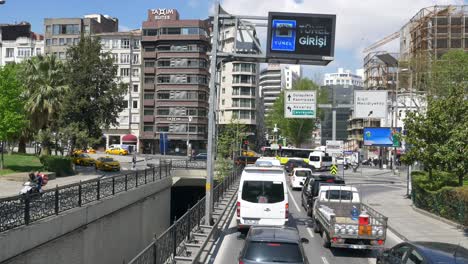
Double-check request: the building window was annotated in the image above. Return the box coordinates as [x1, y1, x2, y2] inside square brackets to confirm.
[132, 69, 139, 77]
[222, 88, 225, 94]
[143, 126, 153, 132]
[17, 48, 32, 58]
[119, 115, 129, 124]
[132, 54, 139, 64]
[222, 76, 226, 82]
[102, 39, 110, 48]
[66, 38, 73, 45]
[111, 54, 118, 63]
[222, 99, 225, 105]
[157, 126, 169, 132]
[112, 39, 119, 48]
[52, 38, 58, 45]
[157, 93, 170, 99]
[120, 68, 130, 77]
[133, 39, 140, 49]
[144, 76, 155, 84]
[36, 48, 42, 55]
[121, 39, 130, 49]
[5, 48, 14, 58]
[143, 109, 153, 115]
[84, 25, 90, 34]
[133, 84, 138, 92]
[73, 38, 80, 45]
[120, 53, 130, 64]
[46, 25, 52, 33]
[144, 60, 155, 67]
[123, 100, 128, 108]
[132, 100, 138, 109]
[45, 39, 51, 46]
[144, 93, 154, 99]
[157, 108, 170, 115]
[59, 38, 65, 45]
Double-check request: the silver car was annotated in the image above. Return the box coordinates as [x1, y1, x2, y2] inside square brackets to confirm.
[239, 226, 309, 264]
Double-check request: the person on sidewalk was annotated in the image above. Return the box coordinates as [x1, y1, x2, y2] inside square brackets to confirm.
[132, 154, 137, 170]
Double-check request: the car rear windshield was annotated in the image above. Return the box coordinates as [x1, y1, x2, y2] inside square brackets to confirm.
[244, 241, 303, 263]
[323, 156, 332, 162]
[102, 158, 114, 162]
[325, 190, 353, 200]
[295, 170, 311, 177]
[242, 181, 284, 204]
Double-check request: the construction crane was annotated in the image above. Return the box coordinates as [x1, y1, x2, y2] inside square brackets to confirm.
[363, 31, 400, 53]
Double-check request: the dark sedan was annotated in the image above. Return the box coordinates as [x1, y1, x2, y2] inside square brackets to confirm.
[239, 226, 309, 264]
[194, 153, 207, 160]
[285, 159, 314, 174]
[377, 241, 468, 264]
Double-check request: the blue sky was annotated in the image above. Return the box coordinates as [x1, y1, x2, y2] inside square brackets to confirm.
[1, 0, 466, 82]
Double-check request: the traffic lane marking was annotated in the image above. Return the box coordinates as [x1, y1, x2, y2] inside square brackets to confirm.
[288, 186, 302, 213]
[306, 227, 315, 238]
[322, 256, 330, 264]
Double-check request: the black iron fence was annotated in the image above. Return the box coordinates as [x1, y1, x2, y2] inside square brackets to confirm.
[0, 162, 172, 233]
[128, 165, 241, 264]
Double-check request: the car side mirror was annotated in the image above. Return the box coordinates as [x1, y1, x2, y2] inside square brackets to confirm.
[300, 238, 309, 244]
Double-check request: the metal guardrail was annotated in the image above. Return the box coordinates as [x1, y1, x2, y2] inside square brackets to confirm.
[168, 159, 207, 169]
[0, 162, 173, 233]
[128, 165, 241, 264]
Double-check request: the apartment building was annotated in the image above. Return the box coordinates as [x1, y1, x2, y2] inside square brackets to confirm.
[140, 9, 210, 155]
[0, 22, 43, 66]
[96, 30, 142, 152]
[44, 14, 118, 58]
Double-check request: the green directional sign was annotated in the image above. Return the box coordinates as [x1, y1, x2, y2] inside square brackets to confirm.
[292, 110, 314, 116]
[330, 164, 338, 175]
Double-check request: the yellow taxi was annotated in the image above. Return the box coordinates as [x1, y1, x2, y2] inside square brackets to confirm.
[73, 149, 85, 155]
[105, 147, 128, 156]
[95, 156, 121, 171]
[72, 153, 96, 166]
[86, 147, 96, 154]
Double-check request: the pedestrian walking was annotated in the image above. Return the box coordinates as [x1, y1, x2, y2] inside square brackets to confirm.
[132, 153, 137, 170]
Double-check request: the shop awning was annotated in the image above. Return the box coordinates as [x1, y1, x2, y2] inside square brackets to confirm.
[122, 134, 138, 142]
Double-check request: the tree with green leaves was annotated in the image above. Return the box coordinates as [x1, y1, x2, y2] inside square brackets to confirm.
[60, 36, 126, 153]
[0, 64, 28, 169]
[402, 50, 468, 186]
[20, 55, 68, 156]
[217, 119, 248, 159]
[265, 78, 327, 147]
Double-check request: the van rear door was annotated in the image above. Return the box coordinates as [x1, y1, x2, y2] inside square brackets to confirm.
[240, 180, 286, 224]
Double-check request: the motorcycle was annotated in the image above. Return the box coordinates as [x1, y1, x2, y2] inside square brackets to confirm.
[19, 181, 42, 195]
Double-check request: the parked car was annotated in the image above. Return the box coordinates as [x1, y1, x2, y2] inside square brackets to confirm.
[377, 241, 468, 264]
[105, 147, 128, 156]
[239, 226, 309, 264]
[95, 157, 121, 171]
[72, 153, 95, 166]
[290, 168, 312, 190]
[194, 153, 207, 160]
[301, 174, 345, 216]
[285, 158, 314, 174]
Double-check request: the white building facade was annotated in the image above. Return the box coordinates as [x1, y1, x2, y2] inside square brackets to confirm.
[324, 68, 363, 87]
[0, 36, 44, 66]
[97, 30, 142, 152]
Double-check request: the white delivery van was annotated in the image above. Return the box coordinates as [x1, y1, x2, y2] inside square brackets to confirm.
[290, 168, 312, 189]
[308, 151, 333, 171]
[237, 165, 288, 230]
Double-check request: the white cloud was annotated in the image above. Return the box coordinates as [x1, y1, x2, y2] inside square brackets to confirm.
[220, 0, 458, 71]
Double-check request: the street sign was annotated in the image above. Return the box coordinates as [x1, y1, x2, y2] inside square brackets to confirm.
[354, 90, 388, 119]
[330, 164, 338, 175]
[267, 12, 336, 65]
[284, 90, 317, 119]
[326, 140, 343, 155]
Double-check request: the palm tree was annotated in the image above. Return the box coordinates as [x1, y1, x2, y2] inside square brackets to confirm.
[21, 55, 68, 155]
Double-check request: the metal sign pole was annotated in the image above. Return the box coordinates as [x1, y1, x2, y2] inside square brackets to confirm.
[205, 2, 220, 226]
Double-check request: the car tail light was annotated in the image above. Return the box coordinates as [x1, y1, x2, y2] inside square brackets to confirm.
[378, 239, 384, 245]
[285, 203, 289, 219]
[238, 260, 244, 264]
[237, 201, 240, 217]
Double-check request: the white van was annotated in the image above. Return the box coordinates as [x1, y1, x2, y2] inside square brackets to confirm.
[308, 151, 333, 171]
[237, 165, 289, 230]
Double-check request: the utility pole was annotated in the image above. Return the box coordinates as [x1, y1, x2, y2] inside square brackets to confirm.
[205, 2, 220, 226]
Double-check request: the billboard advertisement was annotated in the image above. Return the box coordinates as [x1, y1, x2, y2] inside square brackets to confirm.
[354, 90, 388, 119]
[266, 12, 336, 65]
[363, 127, 402, 147]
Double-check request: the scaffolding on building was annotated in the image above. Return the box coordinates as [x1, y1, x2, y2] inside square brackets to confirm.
[363, 51, 399, 91]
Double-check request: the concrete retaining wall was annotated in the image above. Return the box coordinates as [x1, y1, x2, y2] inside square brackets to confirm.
[0, 177, 172, 264]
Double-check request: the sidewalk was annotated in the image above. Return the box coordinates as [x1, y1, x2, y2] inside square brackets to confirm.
[0, 173, 100, 198]
[365, 186, 467, 246]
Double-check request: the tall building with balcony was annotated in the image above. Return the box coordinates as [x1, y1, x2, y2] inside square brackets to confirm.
[259, 64, 282, 115]
[218, 24, 260, 143]
[324, 68, 364, 87]
[44, 14, 118, 59]
[96, 30, 142, 152]
[0, 22, 44, 66]
[140, 9, 210, 155]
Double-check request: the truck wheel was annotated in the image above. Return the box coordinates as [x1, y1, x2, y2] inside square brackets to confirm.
[313, 220, 321, 233]
[322, 232, 331, 248]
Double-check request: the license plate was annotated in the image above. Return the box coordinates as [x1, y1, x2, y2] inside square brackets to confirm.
[244, 219, 259, 225]
[349, 245, 366, 249]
